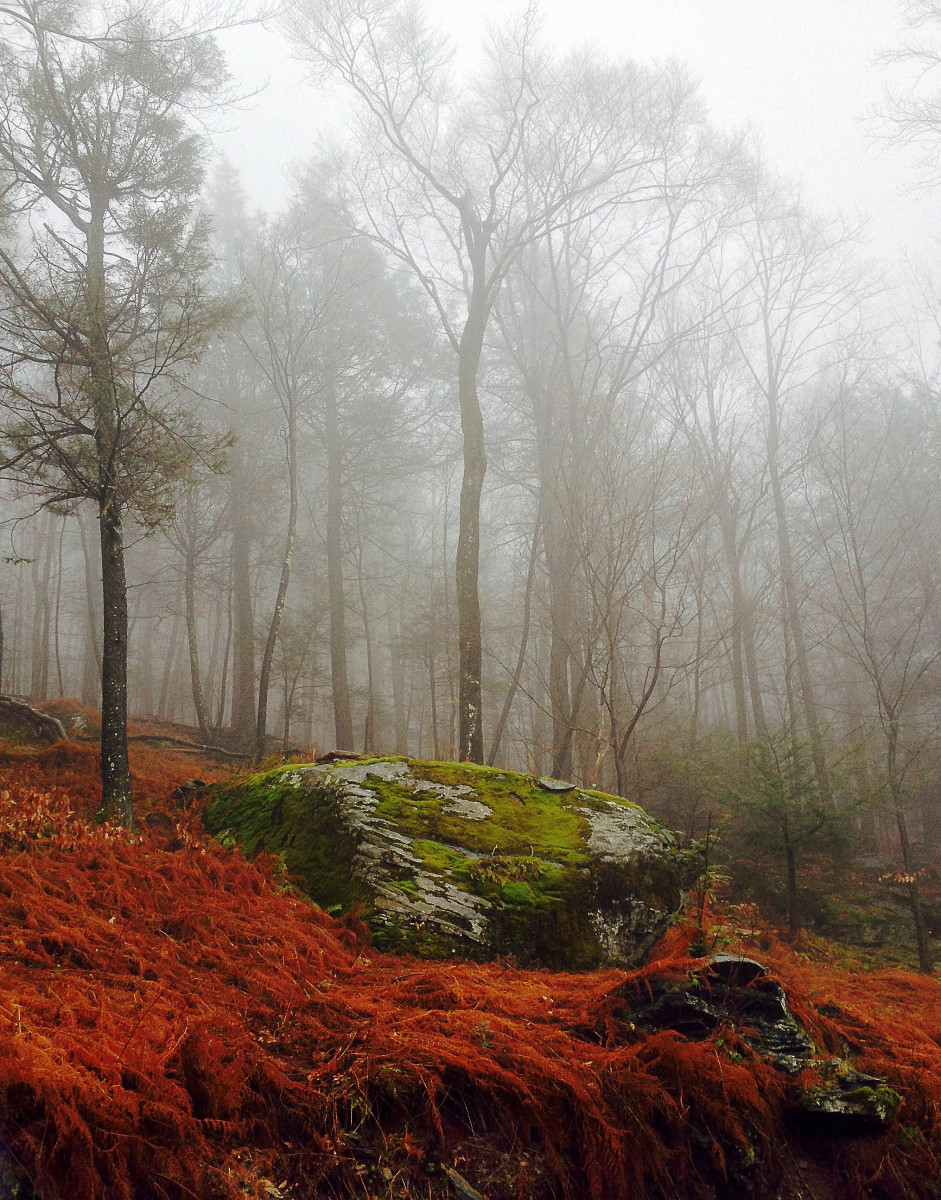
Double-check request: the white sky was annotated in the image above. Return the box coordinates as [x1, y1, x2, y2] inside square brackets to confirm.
[213, 0, 934, 265]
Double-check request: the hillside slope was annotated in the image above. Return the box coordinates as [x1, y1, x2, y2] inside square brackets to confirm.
[0, 740, 939, 1199]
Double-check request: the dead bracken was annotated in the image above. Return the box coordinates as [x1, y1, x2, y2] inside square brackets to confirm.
[0, 743, 938, 1200]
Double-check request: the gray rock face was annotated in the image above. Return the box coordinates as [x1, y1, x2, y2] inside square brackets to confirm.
[205, 756, 697, 970]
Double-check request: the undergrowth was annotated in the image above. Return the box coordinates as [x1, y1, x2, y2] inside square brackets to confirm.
[0, 743, 939, 1198]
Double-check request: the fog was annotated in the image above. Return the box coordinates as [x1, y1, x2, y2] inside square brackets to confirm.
[2, 0, 941, 886]
[216, 1, 932, 258]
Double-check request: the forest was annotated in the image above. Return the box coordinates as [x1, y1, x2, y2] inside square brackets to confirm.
[2, 1, 941, 1197]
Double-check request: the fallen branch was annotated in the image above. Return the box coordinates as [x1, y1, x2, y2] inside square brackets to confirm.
[126, 734, 250, 761]
[441, 1165, 485, 1200]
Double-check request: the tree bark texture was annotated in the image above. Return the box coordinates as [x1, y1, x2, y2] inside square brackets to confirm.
[456, 288, 488, 763]
[254, 390, 298, 763]
[77, 507, 102, 706]
[98, 501, 132, 826]
[87, 185, 134, 825]
[325, 373, 354, 751]
[765, 369, 831, 802]
[185, 531, 211, 741]
[229, 444, 257, 746]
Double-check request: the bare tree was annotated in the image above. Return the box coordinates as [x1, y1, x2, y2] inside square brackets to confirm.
[726, 176, 871, 803]
[205, 159, 257, 746]
[166, 482, 227, 740]
[876, 1, 941, 186]
[282, 0, 714, 761]
[496, 119, 739, 775]
[655, 283, 771, 743]
[806, 369, 940, 971]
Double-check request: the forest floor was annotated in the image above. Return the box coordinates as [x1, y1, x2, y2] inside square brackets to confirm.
[0, 711, 940, 1200]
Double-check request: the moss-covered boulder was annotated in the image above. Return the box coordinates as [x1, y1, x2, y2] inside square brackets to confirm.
[205, 757, 697, 970]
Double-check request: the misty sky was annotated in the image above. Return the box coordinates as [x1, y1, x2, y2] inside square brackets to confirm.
[215, 0, 933, 263]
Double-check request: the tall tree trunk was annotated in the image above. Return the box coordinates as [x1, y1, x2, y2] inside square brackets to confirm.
[302, 660, 316, 750]
[742, 598, 768, 738]
[718, 513, 749, 744]
[157, 609, 182, 721]
[456, 276, 488, 763]
[225, 215, 256, 747]
[325, 372, 354, 750]
[488, 512, 540, 767]
[88, 191, 133, 824]
[551, 658, 591, 782]
[255, 391, 298, 764]
[229, 443, 256, 746]
[705, 378, 760, 743]
[356, 548, 376, 754]
[137, 618, 155, 719]
[204, 587, 226, 732]
[765, 371, 830, 801]
[532, 392, 578, 778]
[77, 506, 102, 706]
[29, 517, 42, 698]
[53, 517, 65, 697]
[98, 498, 132, 825]
[690, 569, 706, 742]
[30, 512, 53, 701]
[184, 530, 211, 741]
[282, 671, 293, 752]
[887, 721, 932, 973]
[428, 650, 441, 760]
[216, 583, 233, 731]
[389, 606, 408, 756]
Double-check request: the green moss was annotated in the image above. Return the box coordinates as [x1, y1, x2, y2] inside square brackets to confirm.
[500, 880, 537, 905]
[363, 760, 603, 864]
[205, 756, 684, 970]
[204, 772, 372, 915]
[410, 839, 471, 874]
[844, 1085, 901, 1113]
[389, 879, 421, 898]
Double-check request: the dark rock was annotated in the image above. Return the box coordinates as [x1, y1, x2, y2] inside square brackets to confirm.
[625, 955, 902, 1133]
[536, 778, 577, 793]
[171, 779, 207, 807]
[793, 1063, 901, 1133]
[627, 954, 814, 1071]
[205, 756, 696, 970]
[707, 953, 769, 985]
[836, 1067, 886, 1090]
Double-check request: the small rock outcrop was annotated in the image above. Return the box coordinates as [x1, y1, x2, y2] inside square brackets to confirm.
[205, 756, 696, 970]
[795, 1061, 901, 1133]
[0, 696, 67, 745]
[628, 953, 814, 1072]
[625, 954, 901, 1133]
